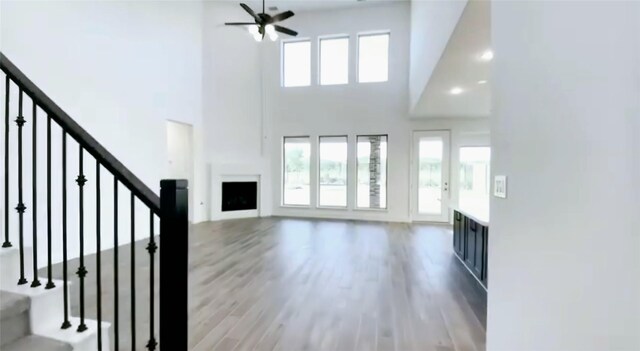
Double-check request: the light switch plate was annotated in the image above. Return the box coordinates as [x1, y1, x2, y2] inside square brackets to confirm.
[494, 175, 507, 198]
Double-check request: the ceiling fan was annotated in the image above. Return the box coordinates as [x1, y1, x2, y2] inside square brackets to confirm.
[225, 0, 298, 42]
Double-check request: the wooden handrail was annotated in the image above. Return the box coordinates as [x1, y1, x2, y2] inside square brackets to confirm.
[0, 52, 160, 214]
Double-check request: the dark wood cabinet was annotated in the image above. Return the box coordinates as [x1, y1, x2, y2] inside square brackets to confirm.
[482, 225, 489, 286]
[453, 211, 464, 256]
[453, 210, 488, 289]
[465, 218, 476, 267]
[472, 225, 484, 278]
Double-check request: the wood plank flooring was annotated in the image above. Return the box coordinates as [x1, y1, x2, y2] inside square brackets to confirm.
[47, 217, 486, 351]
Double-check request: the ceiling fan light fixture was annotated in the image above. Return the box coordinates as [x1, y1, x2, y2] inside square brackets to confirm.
[265, 24, 275, 34]
[226, 1, 298, 40]
[248, 25, 260, 36]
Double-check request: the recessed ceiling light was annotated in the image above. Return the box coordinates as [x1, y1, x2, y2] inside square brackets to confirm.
[450, 87, 464, 95]
[480, 50, 494, 61]
[478, 80, 487, 84]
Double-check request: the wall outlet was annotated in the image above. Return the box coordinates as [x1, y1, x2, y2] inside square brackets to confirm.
[494, 175, 507, 198]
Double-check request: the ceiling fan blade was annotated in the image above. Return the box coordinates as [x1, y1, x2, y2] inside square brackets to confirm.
[225, 22, 257, 25]
[274, 25, 298, 36]
[269, 10, 294, 23]
[240, 3, 260, 22]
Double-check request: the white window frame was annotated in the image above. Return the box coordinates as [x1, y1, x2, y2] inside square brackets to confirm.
[317, 135, 349, 209]
[281, 38, 312, 88]
[317, 34, 350, 86]
[355, 134, 389, 210]
[357, 31, 391, 84]
[282, 136, 312, 207]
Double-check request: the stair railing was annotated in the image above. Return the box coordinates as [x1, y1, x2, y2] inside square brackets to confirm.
[1, 52, 188, 350]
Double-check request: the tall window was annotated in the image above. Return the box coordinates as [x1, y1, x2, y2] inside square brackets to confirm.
[357, 135, 388, 209]
[318, 136, 348, 207]
[319, 36, 349, 85]
[283, 137, 311, 205]
[282, 40, 311, 87]
[459, 147, 491, 210]
[358, 33, 390, 83]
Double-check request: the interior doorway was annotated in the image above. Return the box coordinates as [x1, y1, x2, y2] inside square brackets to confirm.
[412, 130, 451, 222]
[166, 120, 194, 221]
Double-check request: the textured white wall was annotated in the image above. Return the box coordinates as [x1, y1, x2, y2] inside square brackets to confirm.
[202, 1, 273, 221]
[488, 1, 640, 349]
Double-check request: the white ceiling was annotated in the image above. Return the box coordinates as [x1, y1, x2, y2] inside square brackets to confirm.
[412, 0, 491, 118]
[238, 0, 407, 14]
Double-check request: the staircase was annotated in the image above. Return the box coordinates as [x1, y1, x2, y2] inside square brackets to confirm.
[0, 53, 189, 350]
[1, 247, 109, 350]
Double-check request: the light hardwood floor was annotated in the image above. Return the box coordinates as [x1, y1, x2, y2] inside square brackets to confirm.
[48, 217, 486, 351]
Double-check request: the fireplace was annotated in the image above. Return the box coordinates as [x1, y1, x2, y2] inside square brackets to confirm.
[217, 174, 260, 220]
[221, 181, 258, 212]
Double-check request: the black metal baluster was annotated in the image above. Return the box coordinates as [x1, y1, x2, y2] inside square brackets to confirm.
[113, 178, 119, 350]
[96, 161, 102, 350]
[30, 99, 41, 288]
[76, 146, 88, 332]
[131, 193, 136, 350]
[15, 89, 27, 285]
[45, 115, 55, 289]
[2, 76, 11, 248]
[61, 131, 71, 329]
[146, 210, 157, 351]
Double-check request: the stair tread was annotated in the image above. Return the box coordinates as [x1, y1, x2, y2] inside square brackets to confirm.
[3, 335, 72, 351]
[0, 291, 29, 320]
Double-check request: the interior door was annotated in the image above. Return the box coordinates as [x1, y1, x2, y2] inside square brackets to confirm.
[166, 120, 194, 221]
[412, 131, 451, 222]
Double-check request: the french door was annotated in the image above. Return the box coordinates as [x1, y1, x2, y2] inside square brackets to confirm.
[412, 131, 451, 222]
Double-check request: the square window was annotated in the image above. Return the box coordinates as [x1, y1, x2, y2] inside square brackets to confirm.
[319, 37, 349, 85]
[282, 40, 311, 87]
[358, 33, 390, 83]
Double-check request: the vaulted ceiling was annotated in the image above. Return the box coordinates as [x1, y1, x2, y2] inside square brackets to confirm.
[240, 0, 407, 13]
[412, 0, 491, 118]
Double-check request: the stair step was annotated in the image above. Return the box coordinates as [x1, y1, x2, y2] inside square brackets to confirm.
[38, 317, 111, 351]
[3, 335, 72, 351]
[0, 291, 29, 320]
[1, 278, 68, 335]
[0, 291, 31, 347]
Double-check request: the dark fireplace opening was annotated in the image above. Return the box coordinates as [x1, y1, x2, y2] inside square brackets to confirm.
[222, 182, 258, 212]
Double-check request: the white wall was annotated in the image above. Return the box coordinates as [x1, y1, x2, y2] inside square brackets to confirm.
[409, 0, 467, 112]
[0, 0, 205, 266]
[202, 1, 272, 221]
[488, 1, 640, 350]
[258, 2, 489, 222]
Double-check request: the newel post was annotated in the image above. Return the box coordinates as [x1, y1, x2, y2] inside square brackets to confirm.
[159, 179, 189, 350]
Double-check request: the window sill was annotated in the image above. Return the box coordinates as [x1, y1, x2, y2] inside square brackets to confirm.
[316, 206, 348, 210]
[353, 207, 388, 212]
[280, 205, 312, 209]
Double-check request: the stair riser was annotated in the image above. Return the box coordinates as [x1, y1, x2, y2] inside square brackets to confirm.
[68, 325, 110, 351]
[39, 318, 111, 351]
[29, 284, 67, 335]
[2, 248, 112, 351]
[0, 311, 30, 347]
[0, 248, 33, 289]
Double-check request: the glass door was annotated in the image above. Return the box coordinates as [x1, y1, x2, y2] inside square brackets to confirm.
[412, 131, 451, 222]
